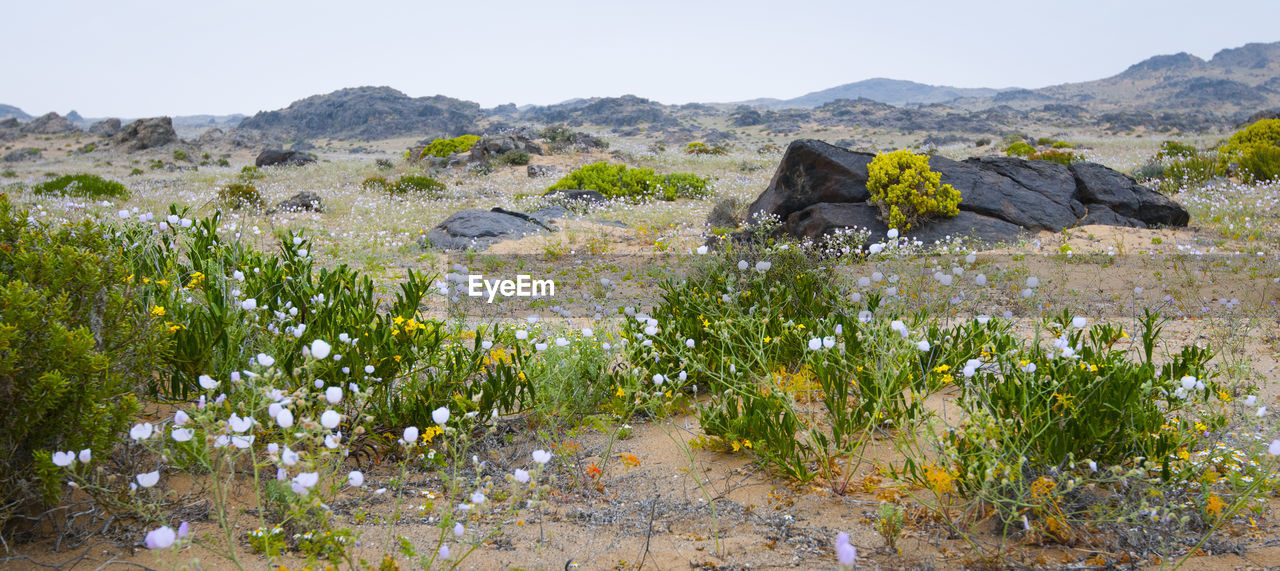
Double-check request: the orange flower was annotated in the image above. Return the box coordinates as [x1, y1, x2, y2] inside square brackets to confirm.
[585, 463, 602, 480]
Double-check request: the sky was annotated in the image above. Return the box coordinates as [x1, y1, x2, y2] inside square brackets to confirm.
[3, 0, 1279, 118]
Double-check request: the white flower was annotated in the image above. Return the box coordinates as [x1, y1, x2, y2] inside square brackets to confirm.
[868, 243, 884, 254]
[1244, 395, 1257, 406]
[916, 340, 931, 352]
[348, 470, 365, 487]
[515, 329, 528, 340]
[1071, 316, 1087, 329]
[136, 471, 160, 488]
[364, 365, 375, 374]
[1258, 406, 1268, 417]
[755, 261, 771, 272]
[130, 422, 154, 441]
[276, 408, 294, 429]
[439, 544, 451, 559]
[311, 339, 331, 360]
[320, 410, 341, 429]
[145, 526, 176, 549]
[685, 338, 695, 348]
[281, 447, 299, 466]
[737, 260, 749, 271]
[325, 386, 343, 404]
[1180, 376, 1196, 391]
[172, 427, 194, 442]
[432, 406, 451, 426]
[403, 426, 419, 444]
[696, 246, 708, 255]
[228, 414, 253, 433]
[1022, 362, 1036, 373]
[52, 451, 76, 467]
[823, 336, 836, 349]
[808, 338, 822, 351]
[582, 327, 594, 338]
[232, 435, 254, 449]
[513, 468, 530, 483]
[976, 314, 990, 324]
[174, 410, 189, 426]
[78, 448, 91, 463]
[1088, 460, 1097, 472]
[532, 449, 552, 464]
[887, 228, 899, 239]
[470, 491, 486, 504]
[975, 274, 987, 286]
[241, 298, 257, 311]
[324, 433, 341, 449]
[535, 342, 548, 351]
[1269, 439, 1280, 457]
[858, 310, 872, 323]
[453, 522, 464, 537]
[1026, 276, 1039, 288]
[555, 337, 569, 347]
[198, 375, 218, 390]
[256, 353, 275, 367]
[293, 472, 319, 490]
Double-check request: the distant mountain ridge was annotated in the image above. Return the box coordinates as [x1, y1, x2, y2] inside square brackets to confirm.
[758, 78, 1011, 108]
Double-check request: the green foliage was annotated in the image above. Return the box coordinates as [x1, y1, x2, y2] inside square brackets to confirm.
[1, 170, 16, 178]
[866, 149, 961, 231]
[1236, 145, 1280, 183]
[1051, 141, 1073, 149]
[217, 183, 265, 210]
[1028, 149, 1081, 166]
[974, 137, 991, 147]
[173, 149, 188, 161]
[685, 142, 727, 156]
[494, 150, 531, 166]
[540, 127, 608, 153]
[128, 168, 144, 176]
[1004, 142, 1035, 157]
[32, 174, 130, 199]
[239, 165, 264, 180]
[545, 162, 711, 202]
[361, 176, 389, 191]
[1219, 119, 1280, 181]
[420, 135, 481, 159]
[0, 195, 162, 529]
[388, 175, 446, 196]
[1157, 141, 1199, 159]
[1036, 137, 1055, 146]
[1162, 151, 1219, 193]
[375, 158, 394, 170]
[216, 158, 230, 167]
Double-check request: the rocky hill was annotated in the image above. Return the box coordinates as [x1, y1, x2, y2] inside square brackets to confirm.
[777, 78, 1006, 108]
[234, 86, 482, 141]
[0, 104, 30, 120]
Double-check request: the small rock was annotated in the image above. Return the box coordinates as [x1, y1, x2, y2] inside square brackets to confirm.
[426, 209, 554, 251]
[527, 164, 558, 178]
[544, 189, 606, 204]
[255, 148, 317, 168]
[89, 118, 122, 138]
[276, 191, 324, 212]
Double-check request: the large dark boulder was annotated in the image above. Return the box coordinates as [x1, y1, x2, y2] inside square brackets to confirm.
[427, 208, 554, 251]
[747, 139, 874, 222]
[256, 148, 317, 168]
[787, 202, 1028, 246]
[469, 133, 543, 163]
[1070, 162, 1190, 227]
[114, 117, 177, 151]
[742, 138, 1191, 246]
[20, 112, 79, 135]
[89, 118, 121, 138]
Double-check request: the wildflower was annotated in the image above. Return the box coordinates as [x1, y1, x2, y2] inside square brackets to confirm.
[696, 246, 708, 255]
[311, 339, 331, 360]
[1181, 376, 1196, 391]
[438, 544, 451, 559]
[1244, 395, 1257, 406]
[1258, 407, 1268, 417]
[174, 410, 189, 426]
[256, 353, 275, 367]
[858, 310, 872, 323]
[241, 298, 258, 311]
[1206, 493, 1226, 518]
[1269, 440, 1280, 456]
[348, 470, 365, 487]
[1088, 460, 1097, 472]
[755, 261, 771, 272]
[293, 472, 319, 491]
[532, 449, 552, 464]
[916, 340, 931, 352]
[150, 305, 165, 317]
[228, 414, 253, 433]
[887, 228, 899, 239]
[470, 491, 486, 504]
[685, 338, 695, 348]
[172, 428, 193, 442]
[403, 426, 420, 445]
[738, 260, 748, 270]
[78, 449, 91, 463]
[198, 375, 219, 390]
[325, 386, 343, 404]
[869, 243, 884, 254]
[232, 435, 254, 449]
[137, 471, 160, 488]
[652, 374, 665, 385]
[808, 338, 822, 351]
[1071, 316, 1087, 328]
[890, 320, 908, 338]
[433, 406, 450, 425]
[836, 531, 857, 567]
[177, 522, 189, 539]
[52, 451, 75, 467]
[145, 526, 176, 549]
[281, 447, 299, 466]
[1026, 276, 1039, 288]
[130, 423, 154, 441]
[514, 468, 530, 483]
[1021, 361, 1036, 373]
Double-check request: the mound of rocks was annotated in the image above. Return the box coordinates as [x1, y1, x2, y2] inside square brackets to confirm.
[468, 131, 544, 162]
[89, 118, 121, 138]
[20, 112, 80, 135]
[426, 207, 566, 251]
[113, 117, 178, 151]
[747, 139, 1188, 246]
[255, 148, 316, 168]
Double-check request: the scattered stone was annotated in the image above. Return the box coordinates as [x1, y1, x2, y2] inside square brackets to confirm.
[113, 117, 178, 151]
[2, 148, 41, 163]
[255, 148, 317, 168]
[1070, 162, 1190, 227]
[544, 189, 606, 205]
[276, 191, 324, 212]
[20, 112, 80, 135]
[197, 128, 226, 146]
[89, 118, 122, 138]
[426, 208, 555, 251]
[527, 164, 558, 178]
[468, 133, 543, 163]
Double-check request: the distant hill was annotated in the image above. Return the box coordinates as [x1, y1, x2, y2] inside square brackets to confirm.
[0, 104, 31, 120]
[778, 78, 1008, 108]
[517, 95, 680, 128]
[235, 86, 481, 141]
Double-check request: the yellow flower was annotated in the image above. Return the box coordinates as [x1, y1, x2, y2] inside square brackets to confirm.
[763, 337, 771, 343]
[743, 439, 752, 449]
[924, 464, 955, 495]
[1217, 390, 1232, 403]
[615, 386, 626, 397]
[1206, 493, 1226, 518]
[731, 440, 741, 452]
[420, 426, 443, 444]
[1177, 448, 1190, 461]
[932, 364, 950, 373]
[150, 305, 166, 317]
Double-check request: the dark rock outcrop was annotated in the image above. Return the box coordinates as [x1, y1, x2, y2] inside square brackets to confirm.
[236, 86, 480, 141]
[468, 133, 543, 162]
[255, 148, 316, 168]
[197, 127, 226, 146]
[89, 118, 121, 138]
[427, 208, 557, 251]
[20, 112, 79, 135]
[113, 117, 177, 151]
[275, 191, 324, 212]
[746, 139, 1190, 246]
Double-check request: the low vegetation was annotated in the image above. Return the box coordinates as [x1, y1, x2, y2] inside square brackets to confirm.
[545, 162, 711, 201]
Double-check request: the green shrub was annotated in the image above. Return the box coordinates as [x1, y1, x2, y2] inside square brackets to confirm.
[1, 170, 15, 179]
[216, 158, 230, 167]
[239, 165, 263, 180]
[1163, 151, 1219, 192]
[541, 127, 608, 153]
[32, 174, 129, 199]
[1028, 149, 1081, 166]
[1036, 137, 1055, 146]
[0, 195, 163, 530]
[173, 149, 188, 161]
[545, 162, 710, 201]
[974, 137, 991, 147]
[217, 183, 265, 210]
[420, 135, 481, 159]
[685, 142, 727, 156]
[1218, 119, 1280, 176]
[866, 149, 960, 231]
[1236, 145, 1280, 183]
[1157, 141, 1198, 159]
[361, 176, 389, 190]
[129, 167, 144, 176]
[1004, 142, 1035, 157]
[389, 174, 446, 196]
[494, 150, 531, 166]
[149, 160, 165, 170]
[375, 158, 394, 170]
[1051, 141, 1073, 149]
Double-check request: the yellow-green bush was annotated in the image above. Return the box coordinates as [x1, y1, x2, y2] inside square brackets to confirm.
[420, 135, 481, 159]
[1219, 119, 1280, 182]
[545, 162, 710, 201]
[866, 149, 961, 231]
[1004, 142, 1035, 157]
[32, 174, 129, 199]
[685, 142, 727, 156]
[217, 183, 265, 210]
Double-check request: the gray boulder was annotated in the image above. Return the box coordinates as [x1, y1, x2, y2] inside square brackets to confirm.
[89, 118, 121, 138]
[527, 164, 558, 178]
[197, 128, 226, 146]
[114, 117, 178, 151]
[747, 139, 873, 223]
[255, 148, 316, 168]
[20, 112, 80, 135]
[928, 155, 1079, 231]
[427, 208, 555, 251]
[276, 191, 324, 212]
[469, 133, 543, 162]
[544, 189, 606, 205]
[1070, 162, 1190, 227]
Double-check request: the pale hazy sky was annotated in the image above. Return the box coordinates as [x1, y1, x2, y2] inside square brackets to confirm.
[4, 0, 1278, 118]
